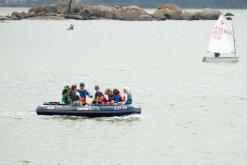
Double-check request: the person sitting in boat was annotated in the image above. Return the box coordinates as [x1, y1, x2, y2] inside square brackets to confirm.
[68, 85, 82, 106]
[78, 82, 93, 105]
[113, 88, 123, 104]
[92, 85, 104, 105]
[62, 85, 71, 105]
[214, 52, 220, 58]
[101, 88, 114, 105]
[123, 87, 132, 105]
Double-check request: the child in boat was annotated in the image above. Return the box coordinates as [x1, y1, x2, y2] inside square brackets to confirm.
[101, 88, 114, 105]
[113, 88, 123, 104]
[61, 85, 70, 105]
[69, 85, 81, 106]
[78, 82, 93, 105]
[92, 85, 104, 105]
[123, 87, 132, 105]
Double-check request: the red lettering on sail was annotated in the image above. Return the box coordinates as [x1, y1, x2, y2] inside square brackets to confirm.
[212, 25, 232, 40]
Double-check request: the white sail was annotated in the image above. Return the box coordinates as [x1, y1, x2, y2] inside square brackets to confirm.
[207, 15, 235, 54]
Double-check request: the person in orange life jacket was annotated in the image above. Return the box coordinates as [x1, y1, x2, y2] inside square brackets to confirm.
[78, 82, 93, 105]
[92, 85, 104, 105]
[101, 88, 114, 105]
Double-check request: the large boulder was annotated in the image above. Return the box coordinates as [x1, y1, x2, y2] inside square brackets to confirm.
[181, 11, 193, 20]
[0, 15, 11, 20]
[199, 8, 221, 20]
[57, 0, 83, 14]
[57, 0, 70, 14]
[29, 5, 57, 14]
[181, 11, 201, 20]
[91, 5, 117, 19]
[11, 11, 28, 19]
[115, 6, 152, 20]
[70, 0, 83, 13]
[65, 14, 83, 20]
[29, 6, 42, 13]
[80, 6, 93, 18]
[153, 4, 182, 20]
[27, 11, 36, 17]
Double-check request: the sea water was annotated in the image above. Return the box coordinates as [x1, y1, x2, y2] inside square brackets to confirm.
[0, 8, 247, 165]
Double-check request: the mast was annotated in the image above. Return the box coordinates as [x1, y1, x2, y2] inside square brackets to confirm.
[232, 20, 237, 57]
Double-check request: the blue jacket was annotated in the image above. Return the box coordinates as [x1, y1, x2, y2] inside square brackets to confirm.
[78, 89, 90, 99]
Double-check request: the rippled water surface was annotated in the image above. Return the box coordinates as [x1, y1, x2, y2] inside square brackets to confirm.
[0, 8, 247, 165]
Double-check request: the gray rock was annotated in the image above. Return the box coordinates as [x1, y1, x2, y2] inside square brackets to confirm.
[38, 12, 46, 16]
[70, 0, 83, 14]
[6, 14, 19, 20]
[27, 15, 65, 20]
[91, 5, 117, 19]
[153, 4, 182, 20]
[46, 5, 57, 13]
[27, 11, 36, 17]
[11, 11, 28, 19]
[29, 6, 42, 13]
[45, 12, 57, 16]
[65, 14, 83, 20]
[29, 5, 57, 14]
[199, 8, 221, 20]
[138, 14, 155, 21]
[191, 12, 201, 20]
[181, 11, 193, 20]
[57, 0, 83, 14]
[0, 15, 11, 20]
[115, 6, 151, 21]
[57, 0, 70, 14]
[180, 11, 201, 20]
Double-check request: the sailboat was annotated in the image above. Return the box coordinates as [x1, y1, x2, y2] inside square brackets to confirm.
[202, 14, 239, 62]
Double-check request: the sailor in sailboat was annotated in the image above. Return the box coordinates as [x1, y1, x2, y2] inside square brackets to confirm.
[214, 52, 220, 58]
[202, 14, 239, 62]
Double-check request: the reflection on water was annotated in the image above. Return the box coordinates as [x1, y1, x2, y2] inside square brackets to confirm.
[0, 111, 35, 119]
[52, 114, 142, 123]
[16, 160, 32, 165]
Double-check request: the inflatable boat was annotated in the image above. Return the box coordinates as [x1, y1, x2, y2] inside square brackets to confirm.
[36, 102, 141, 117]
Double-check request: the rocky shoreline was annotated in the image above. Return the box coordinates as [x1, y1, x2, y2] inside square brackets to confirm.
[0, 0, 222, 21]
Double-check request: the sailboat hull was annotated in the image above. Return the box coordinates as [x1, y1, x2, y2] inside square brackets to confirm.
[202, 56, 239, 62]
